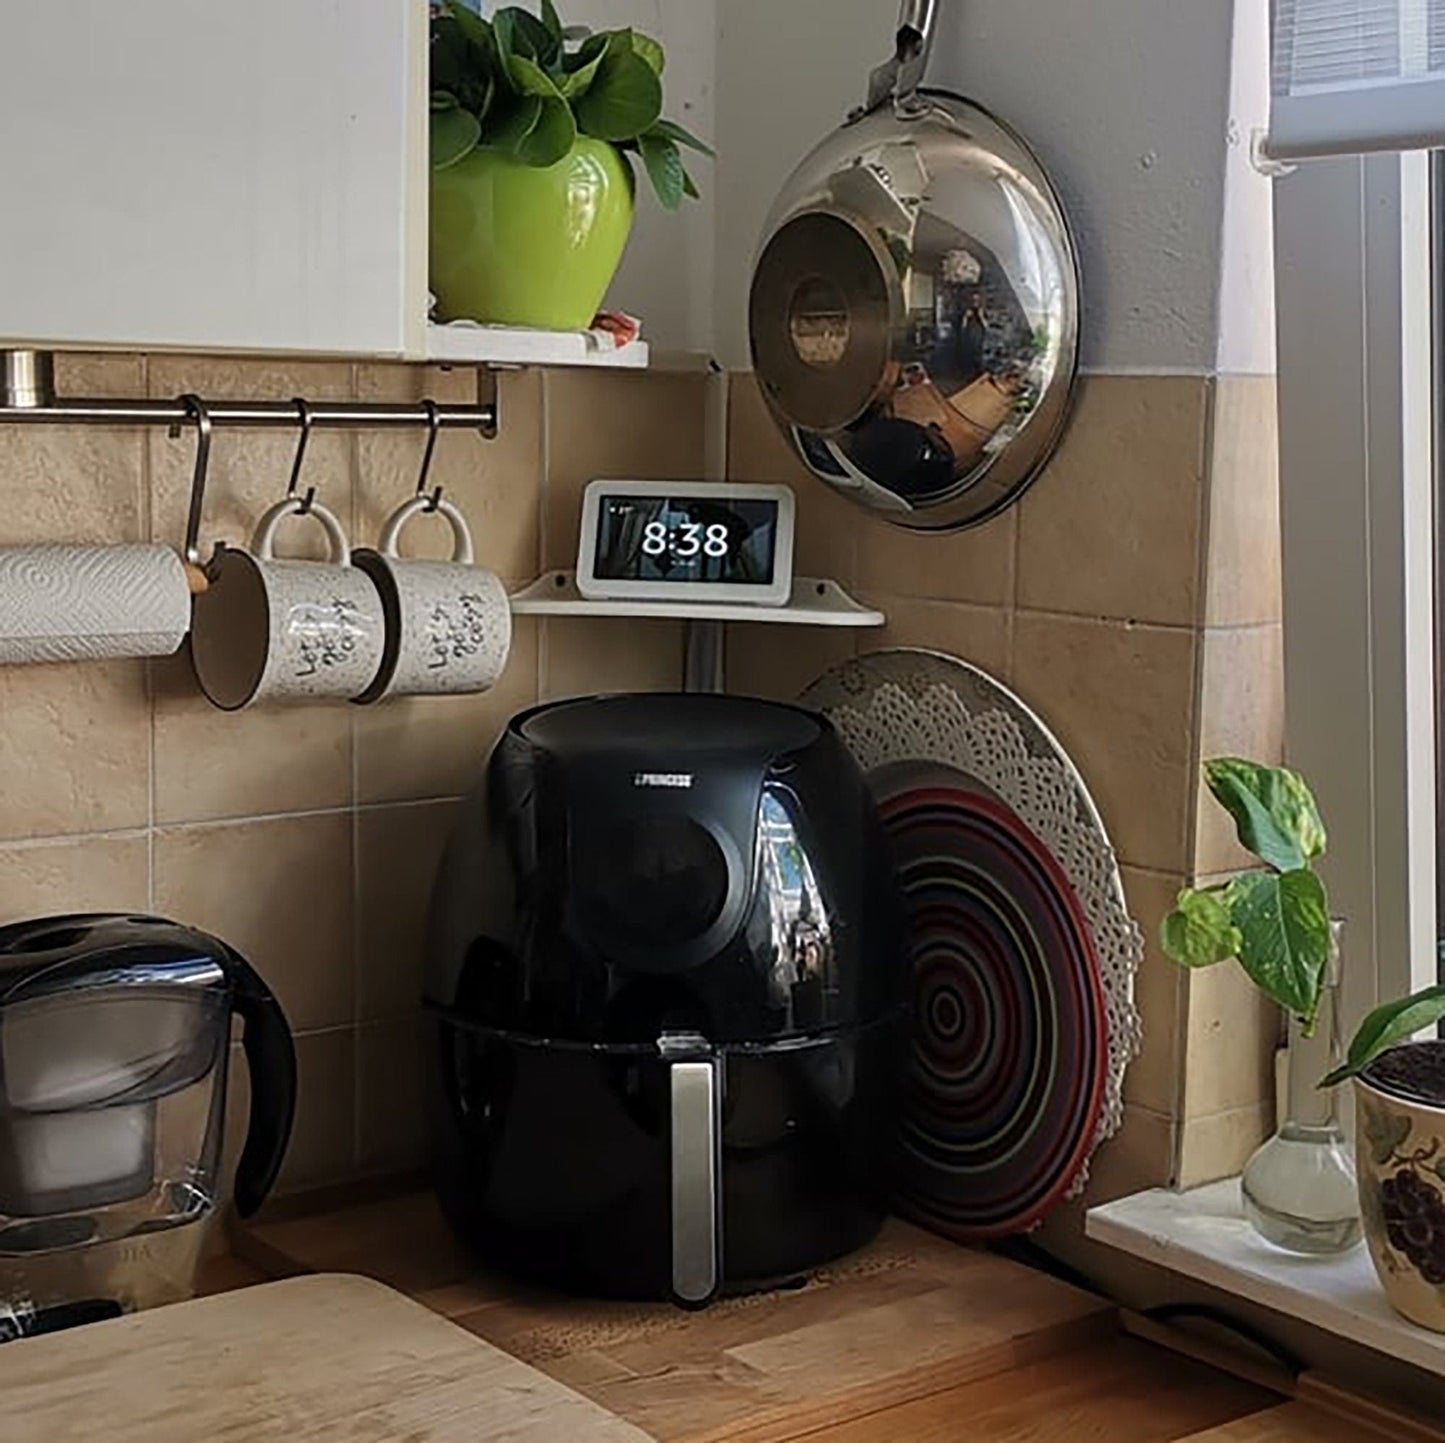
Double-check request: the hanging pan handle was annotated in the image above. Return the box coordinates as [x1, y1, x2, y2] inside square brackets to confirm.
[861, 0, 940, 116]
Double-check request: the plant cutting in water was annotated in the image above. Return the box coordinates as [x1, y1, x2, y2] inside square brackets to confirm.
[1160, 758, 1333, 1032]
[430, 0, 713, 210]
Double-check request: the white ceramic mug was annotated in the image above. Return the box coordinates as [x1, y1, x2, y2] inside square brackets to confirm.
[351, 495, 511, 705]
[190, 497, 386, 710]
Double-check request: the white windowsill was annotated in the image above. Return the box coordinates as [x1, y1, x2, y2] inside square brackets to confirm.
[1085, 1179, 1445, 1378]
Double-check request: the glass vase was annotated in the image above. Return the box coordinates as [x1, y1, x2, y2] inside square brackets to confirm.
[1240, 920, 1362, 1254]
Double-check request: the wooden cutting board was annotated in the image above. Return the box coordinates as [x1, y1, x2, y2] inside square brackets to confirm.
[0, 1273, 650, 1443]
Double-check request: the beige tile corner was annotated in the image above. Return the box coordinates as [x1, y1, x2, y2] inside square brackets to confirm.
[225, 1029, 359, 1200]
[150, 652, 353, 825]
[0, 661, 150, 841]
[0, 423, 144, 546]
[357, 800, 458, 1023]
[357, 1015, 428, 1178]
[1205, 375, 1282, 628]
[856, 509, 1016, 610]
[354, 615, 538, 805]
[1182, 956, 1281, 1122]
[863, 598, 1011, 681]
[154, 813, 354, 1034]
[0, 354, 145, 545]
[52, 352, 147, 399]
[274, 1029, 358, 1196]
[1017, 375, 1210, 626]
[541, 615, 685, 700]
[0, 833, 149, 925]
[1193, 624, 1285, 876]
[725, 623, 856, 703]
[1177, 1102, 1273, 1190]
[726, 372, 859, 588]
[1012, 613, 1196, 873]
[1078, 1104, 1177, 1206]
[725, 372, 813, 489]
[542, 369, 709, 570]
[1118, 868, 1187, 1118]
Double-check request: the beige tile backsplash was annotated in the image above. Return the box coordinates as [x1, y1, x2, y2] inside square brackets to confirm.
[542, 369, 710, 570]
[1012, 613, 1198, 873]
[1016, 375, 1210, 628]
[0, 660, 151, 840]
[0, 354, 1281, 1205]
[722, 366, 1283, 1198]
[0, 356, 709, 1194]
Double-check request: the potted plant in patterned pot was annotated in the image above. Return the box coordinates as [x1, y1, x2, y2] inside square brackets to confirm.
[1324, 985, 1445, 1330]
[429, 1, 712, 331]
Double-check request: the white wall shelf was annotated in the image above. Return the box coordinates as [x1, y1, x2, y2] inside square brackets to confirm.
[510, 572, 884, 627]
[1086, 1180, 1445, 1379]
[425, 323, 649, 370]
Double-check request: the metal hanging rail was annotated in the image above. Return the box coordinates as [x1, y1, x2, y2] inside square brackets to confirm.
[0, 396, 497, 433]
[0, 351, 500, 585]
[0, 350, 498, 435]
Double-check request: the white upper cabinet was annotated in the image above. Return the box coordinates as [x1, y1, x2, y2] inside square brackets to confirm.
[0, 1, 427, 356]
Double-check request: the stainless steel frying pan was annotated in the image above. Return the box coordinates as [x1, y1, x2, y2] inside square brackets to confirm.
[748, 1, 1080, 532]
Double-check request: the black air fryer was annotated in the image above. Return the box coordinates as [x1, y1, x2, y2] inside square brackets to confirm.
[425, 693, 907, 1305]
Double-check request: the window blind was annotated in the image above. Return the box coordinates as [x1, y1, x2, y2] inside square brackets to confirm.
[1269, 0, 1445, 158]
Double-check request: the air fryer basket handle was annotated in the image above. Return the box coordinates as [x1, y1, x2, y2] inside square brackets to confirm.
[664, 1035, 722, 1307]
[228, 954, 297, 1218]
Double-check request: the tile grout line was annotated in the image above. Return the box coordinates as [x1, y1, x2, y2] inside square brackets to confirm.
[140, 351, 158, 914]
[0, 794, 468, 854]
[1171, 374, 1219, 1182]
[348, 359, 364, 1177]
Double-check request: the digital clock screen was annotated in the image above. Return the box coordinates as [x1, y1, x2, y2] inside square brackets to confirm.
[592, 494, 779, 585]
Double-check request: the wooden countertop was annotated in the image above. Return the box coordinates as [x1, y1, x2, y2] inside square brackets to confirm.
[0, 1272, 649, 1442]
[232, 1190, 1329, 1443]
[232, 1190, 1445, 1442]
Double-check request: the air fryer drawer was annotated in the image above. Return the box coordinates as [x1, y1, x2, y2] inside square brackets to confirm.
[429, 1019, 901, 1300]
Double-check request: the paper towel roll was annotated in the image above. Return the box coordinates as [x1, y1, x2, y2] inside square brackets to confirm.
[0, 544, 190, 664]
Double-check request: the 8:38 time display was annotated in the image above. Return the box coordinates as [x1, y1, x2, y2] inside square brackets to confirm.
[640, 520, 734, 560]
[576, 480, 796, 606]
[593, 495, 779, 585]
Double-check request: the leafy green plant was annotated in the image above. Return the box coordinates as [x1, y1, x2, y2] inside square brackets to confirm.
[1160, 758, 1333, 1032]
[430, 1, 713, 210]
[1321, 983, 1445, 1087]
[1162, 757, 1445, 1085]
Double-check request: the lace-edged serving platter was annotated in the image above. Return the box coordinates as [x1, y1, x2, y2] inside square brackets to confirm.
[801, 649, 1144, 1239]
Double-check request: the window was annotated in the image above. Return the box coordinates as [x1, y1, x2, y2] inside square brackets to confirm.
[1274, 147, 1437, 1032]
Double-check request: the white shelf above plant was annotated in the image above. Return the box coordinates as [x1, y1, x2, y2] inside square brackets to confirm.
[1086, 1180, 1445, 1378]
[424, 322, 649, 369]
[509, 572, 885, 627]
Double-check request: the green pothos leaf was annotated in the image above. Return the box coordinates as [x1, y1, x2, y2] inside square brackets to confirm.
[1227, 866, 1331, 1025]
[1204, 758, 1327, 874]
[1323, 983, 1445, 1087]
[1159, 887, 1241, 969]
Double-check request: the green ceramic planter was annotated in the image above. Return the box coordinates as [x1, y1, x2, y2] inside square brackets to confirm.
[430, 137, 635, 331]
